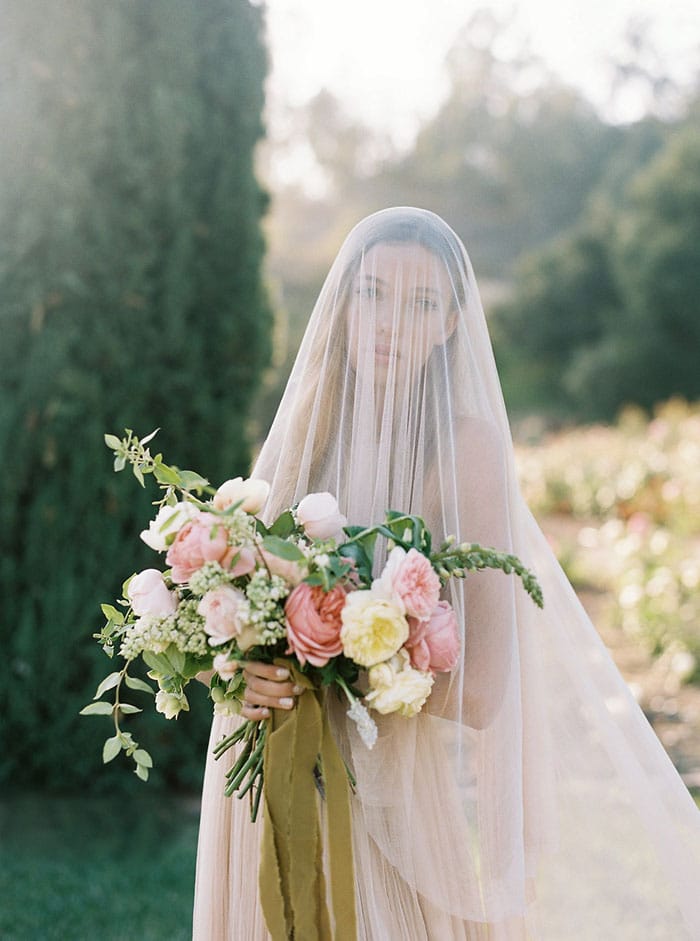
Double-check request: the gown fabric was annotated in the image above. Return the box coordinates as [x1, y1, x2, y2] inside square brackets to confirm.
[193, 207, 700, 940]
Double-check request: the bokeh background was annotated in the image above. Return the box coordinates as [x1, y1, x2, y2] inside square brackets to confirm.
[1, 1, 698, 937]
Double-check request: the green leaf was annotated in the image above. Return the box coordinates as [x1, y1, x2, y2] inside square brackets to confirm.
[113, 456, 126, 472]
[164, 644, 186, 674]
[80, 701, 114, 716]
[125, 675, 155, 695]
[118, 704, 142, 715]
[93, 672, 121, 699]
[104, 434, 122, 451]
[268, 510, 296, 538]
[179, 470, 210, 491]
[132, 463, 145, 486]
[133, 749, 153, 768]
[153, 463, 182, 487]
[262, 535, 305, 561]
[135, 763, 149, 782]
[100, 604, 124, 625]
[102, 735, 122, 764]
[140, 428, 160, 446]
[142, 650, 172, 674]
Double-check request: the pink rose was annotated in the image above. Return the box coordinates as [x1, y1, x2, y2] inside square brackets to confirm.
[285, 582, 346, 667]
[198, 585, 246, 646]
[260, 548, 305, 586]
[296, 492, 347, 541]
[165, 512, 229, 583]
[406, 601, 461, 673]
[213, 651, 240, 681]
[221, 546, 256, 577]
[127, 569, 178, 617]
[375, 547, 441, 620]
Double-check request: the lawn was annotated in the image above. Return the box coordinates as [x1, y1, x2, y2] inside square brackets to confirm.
[0, 793, 200, 940]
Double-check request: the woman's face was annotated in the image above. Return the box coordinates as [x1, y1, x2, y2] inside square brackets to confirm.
[346, 242, 457, 388]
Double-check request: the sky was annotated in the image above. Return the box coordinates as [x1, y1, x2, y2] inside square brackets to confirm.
[264, 0, 700, 179]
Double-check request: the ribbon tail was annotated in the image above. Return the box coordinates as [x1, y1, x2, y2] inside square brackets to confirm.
[322, 701, 358, 941]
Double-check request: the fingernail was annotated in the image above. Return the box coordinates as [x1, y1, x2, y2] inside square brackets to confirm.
[292, 685, 304, 695]
[279, 697, 294, 709]
[259, 707, 270, 717]
[276, 668, 290, 679]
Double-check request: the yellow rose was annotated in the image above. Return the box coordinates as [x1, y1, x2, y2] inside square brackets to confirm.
[340, 591, 409, 667]
[365, 649, 434, 717]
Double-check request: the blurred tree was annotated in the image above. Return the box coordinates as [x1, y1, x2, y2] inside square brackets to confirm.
[494, 122, 700, 419]
[0, 0, 271, 791]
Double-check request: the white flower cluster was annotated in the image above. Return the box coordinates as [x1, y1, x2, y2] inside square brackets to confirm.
[222, 507, 258, 547]
[346, 698, 378, 749]
[120, 599, 208, 661]
[188, 561, 231, 596]
[241, 570, 288, 645]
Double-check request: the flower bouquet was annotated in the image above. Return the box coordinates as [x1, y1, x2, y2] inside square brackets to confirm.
[82, 429, 543, 940]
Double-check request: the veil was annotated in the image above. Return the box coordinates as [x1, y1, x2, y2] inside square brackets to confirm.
[193, 207, 700, 940]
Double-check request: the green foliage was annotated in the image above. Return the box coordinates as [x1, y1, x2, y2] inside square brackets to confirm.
[0, 1, 271, 791]
[495, 123, 700, 420]
[0, 794, 198, 939]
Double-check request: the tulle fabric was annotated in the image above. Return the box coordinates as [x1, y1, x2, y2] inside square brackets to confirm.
[193, 207, 700, 939]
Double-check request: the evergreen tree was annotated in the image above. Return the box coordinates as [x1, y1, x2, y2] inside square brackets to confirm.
[0, 0, 271, 791]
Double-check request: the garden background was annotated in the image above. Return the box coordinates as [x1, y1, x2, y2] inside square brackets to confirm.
[1, 2, 698, 937]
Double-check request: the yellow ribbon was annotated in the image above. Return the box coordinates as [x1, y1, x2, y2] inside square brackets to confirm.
[258, 661, 357, 941]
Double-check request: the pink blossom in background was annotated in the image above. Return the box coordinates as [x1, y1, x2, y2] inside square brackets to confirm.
[285, 582, 346, 666]
[406, 601, 460, 673]
[166, 513, 229, 583]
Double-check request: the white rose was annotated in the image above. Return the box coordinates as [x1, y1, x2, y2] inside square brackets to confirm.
[155, 689, 189, 720]
[140, 502, 197, 552]
[127, 569, 178, 617]
[213, 477, 270, 515]
[365, 649, 434, 717]
[296, 492, 347, 541]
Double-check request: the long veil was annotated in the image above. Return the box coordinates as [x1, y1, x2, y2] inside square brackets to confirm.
[193, 207, 700, 940]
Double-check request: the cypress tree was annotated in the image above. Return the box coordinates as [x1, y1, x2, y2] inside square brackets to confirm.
[0, 0, 272, 791]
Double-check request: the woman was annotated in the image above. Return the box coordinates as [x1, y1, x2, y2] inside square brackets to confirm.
[193, 207, 700, 940]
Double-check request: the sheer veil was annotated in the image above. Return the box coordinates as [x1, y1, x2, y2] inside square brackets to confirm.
[193, 207, 700, 940]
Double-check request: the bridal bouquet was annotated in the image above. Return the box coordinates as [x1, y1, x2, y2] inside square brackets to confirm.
[82, 429, 543, 939]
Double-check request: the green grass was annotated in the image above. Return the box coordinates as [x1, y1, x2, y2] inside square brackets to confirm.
[0, 793, 200, 940]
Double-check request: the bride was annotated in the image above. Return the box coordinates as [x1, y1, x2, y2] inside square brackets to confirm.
[193, 207, 700, 940]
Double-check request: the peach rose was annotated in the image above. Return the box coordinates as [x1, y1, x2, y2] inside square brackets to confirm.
[127, 569, 178, 617]
[406, 601, 461, 673]
[198, 585, 247, 646]
[373, 547, 441, 620]
[221, 545, 256, 577]
[285, 582, 347, 667]
[296, 492, 347, 541]
[260, 548, 306, 586]
[165, 513, 229, 583]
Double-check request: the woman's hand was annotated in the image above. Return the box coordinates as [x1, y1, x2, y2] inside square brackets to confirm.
[241, 661, 304, 720]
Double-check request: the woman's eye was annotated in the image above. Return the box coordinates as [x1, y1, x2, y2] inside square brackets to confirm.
[413, 296, 439, 312]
